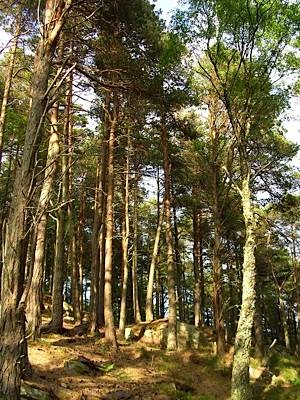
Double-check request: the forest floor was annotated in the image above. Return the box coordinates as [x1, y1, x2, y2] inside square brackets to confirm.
[23, 320, 300, 400]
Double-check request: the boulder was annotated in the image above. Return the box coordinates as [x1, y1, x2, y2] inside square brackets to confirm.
[64, 356, 98, 375]
[100, 390, 133, 400]
[21, 382, 54, 400]
[124, 322, 148, 340]
[125, 319, 212, 349]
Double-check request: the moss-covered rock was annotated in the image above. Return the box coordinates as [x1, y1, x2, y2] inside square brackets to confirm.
[64, 359, 93, 374]
[21, 382, 53, 400]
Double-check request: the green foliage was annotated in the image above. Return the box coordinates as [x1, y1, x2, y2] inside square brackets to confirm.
[262, 385, 300, 400]
[269, 353, 300, 384]
[99, 362, 115, 373]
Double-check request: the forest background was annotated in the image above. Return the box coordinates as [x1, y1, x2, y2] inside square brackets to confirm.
[0, 1, 299, 400]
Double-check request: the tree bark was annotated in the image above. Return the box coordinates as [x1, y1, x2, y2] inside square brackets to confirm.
[210, 116, 225, 355]
[103, 92, 118, 347]
[173, 200, 185, 321]
[161, 123, 177, 350]
[132, 173, 142, 323]
[145, 203, 164, 322]
[193, 205, 204, 327]
[77, 175, 86, 313]
[65, 72, 81, 325]
[231, 174, 256, 400]
[50, 200, 66, 333]
[254, 281, 265, 359]
[0, 1, 72, 397]
[278, 292, 291, 352]
[119, 130, 130, 335]
[0, 17, 21, 172]
[25, 103, 60, 339]
[291, 225, 300, 356]
[89, 108, 108, 333]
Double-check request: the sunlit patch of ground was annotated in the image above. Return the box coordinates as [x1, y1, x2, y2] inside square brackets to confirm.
[25, 327, 231, 399]
[23, 321, 299, 400]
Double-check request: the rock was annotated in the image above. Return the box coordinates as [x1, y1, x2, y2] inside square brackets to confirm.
[177, 322, 201, 349]
[63, 301, 73, 316]
[64, 358, 93, 374]
[249, 366, 265, 380]
[124, 319, 214, 350]
[124, 322, 148, 340]
[21, 382, 54, 400]
[173, 381, 195, 392]
[139, 319, 202, 349]
[100, 390, 133, 399]
[64, 356, 108, 375]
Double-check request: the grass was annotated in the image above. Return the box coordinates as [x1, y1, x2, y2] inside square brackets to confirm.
[268, 352, 300, 385]
[262, 385, 300, 400]
[253, 352, 300, 400]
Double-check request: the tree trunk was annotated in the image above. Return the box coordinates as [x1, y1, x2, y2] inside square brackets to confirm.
[65, 72, 81, 325]
[231, 174, 256, 400]
[227, 262, 238, 343]
[145, 203, 164, 322]
[161, 123, 177, 350]
[50, 202, 66, 333]
[278, 292, 291, 352]
[25, 103, 60, 339]
[90, 162, 102, 332]
[291, 225, 300, 355]
[254, 281, 265, 359]
[212, 220, 225, 355]
[0, 1, 72, 397]
[173, 200, 185, 321]
[132, 173, 142, 323]
[119, 131, 130, 335]
[0, 18, 21, 172]
[193, 205, 204, 327]
[211, 145, 225, 355]
[90, 117, 108, 332]
[103, 92, 118, 347]
[77, 175, 86, 313]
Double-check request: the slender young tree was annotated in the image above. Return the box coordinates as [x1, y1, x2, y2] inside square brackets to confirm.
[103, 91, 118, 347]
[0, 16, 22, 172]
[145, 202, 164, 322]
[161, 122, 177, 350]
[119, 129, 131, 335]
[131, 170, 142, 324]
[192, 198, 204, 328]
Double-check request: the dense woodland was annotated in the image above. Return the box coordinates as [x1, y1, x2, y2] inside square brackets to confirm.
[0, 0, 299, 399]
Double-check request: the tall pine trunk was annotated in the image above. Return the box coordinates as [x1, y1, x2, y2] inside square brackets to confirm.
[0, 1, 71, 397]
[173, 201, 185, 321]
[119, 130, 130, 335]
[25, 103, 60, 338]
[231, 173, 256, 400]
[103, 92, 118, 347]
[161, 123, 177, 350]
[89, 111, 108, 332]
[210, 116, 225, 355]
[0, 17, 21, 172]
[193, 205, 204, 327]
[132, 172, 142, 324]
[254, 281, 265, 359]
[291, 226, 300, 356]
[65, 72, 81, 325]
[77, 175, 86, 313]
[145, 203, 164, 322]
